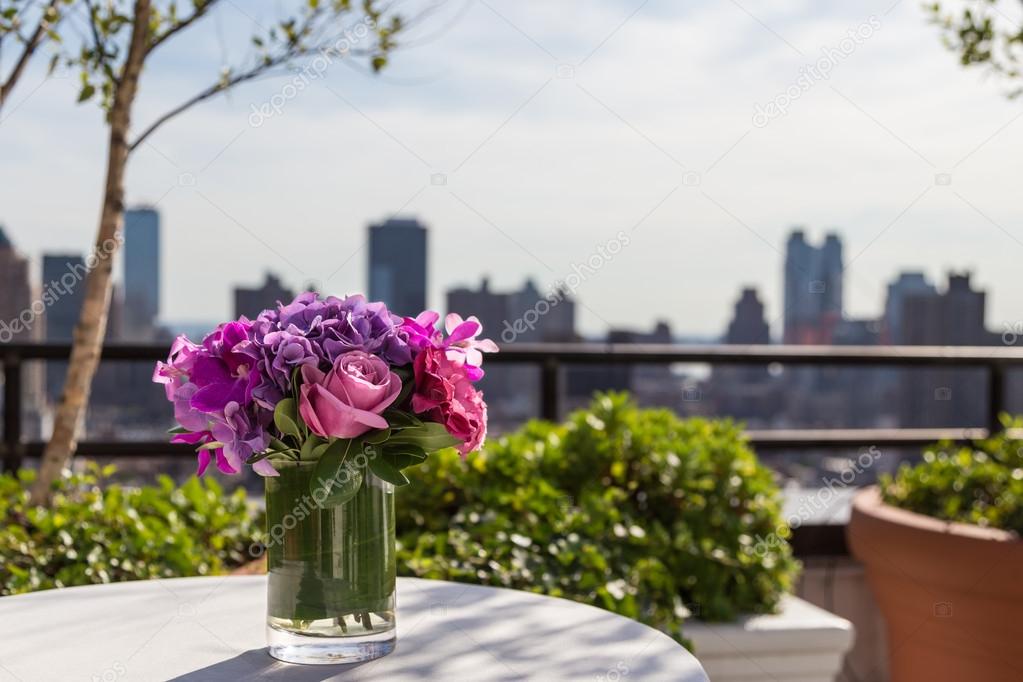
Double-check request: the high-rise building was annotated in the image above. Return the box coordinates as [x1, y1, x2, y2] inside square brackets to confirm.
[234, 272, 294, 319]
[447, 277, 577, 346]
[42, 253, 86, 402]
[883, 272, 936, 344]
[42, 254, 85, 341]
[0, 226, 35, 343]
[716, 287, 773, 405]
[896, 272, 989, 346]
[0, 227, 45, 438]
[886, 272, 993, 427]
[725, 287, 770, 344]
[446, 277, 509, 342]
[506, 279, 576, 343]
[368, 217, 427, 315]
[446, 277, 577, 425]
[783, 230, 843, 343]
[123, 207, 161, 340]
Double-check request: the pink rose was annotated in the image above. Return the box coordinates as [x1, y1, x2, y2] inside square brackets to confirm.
[299, 351, 402, 439]
[412, 347, 488, 455]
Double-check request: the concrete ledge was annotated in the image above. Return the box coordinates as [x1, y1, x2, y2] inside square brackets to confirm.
[687, 594, 854, 682]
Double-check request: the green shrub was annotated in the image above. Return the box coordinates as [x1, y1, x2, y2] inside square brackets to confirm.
[881, 419, 1023, 532]
[395, 393, 798, 642]
[0, 464, 260, 596]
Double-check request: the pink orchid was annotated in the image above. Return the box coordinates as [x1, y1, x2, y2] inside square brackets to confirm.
[400, 311, 498, 381]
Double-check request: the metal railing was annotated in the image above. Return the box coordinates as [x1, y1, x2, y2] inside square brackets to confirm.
[5, 341, 1023, 556]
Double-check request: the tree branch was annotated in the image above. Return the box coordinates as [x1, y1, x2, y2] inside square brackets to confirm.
[128, 56, 287, 153]
[82, 0, 106, 60]
[129, 5, 339, 152]
[146, 0, 223, 57]
[0, 0, 58, 110]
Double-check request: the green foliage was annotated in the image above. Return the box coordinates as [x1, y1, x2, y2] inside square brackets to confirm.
[0, 464, 261, 596]
[395, 393, 798, 642]
[928, 1, 1023, 96]
[881, 417, 1023, 532]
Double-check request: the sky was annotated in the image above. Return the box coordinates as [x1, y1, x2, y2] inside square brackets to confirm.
[2, 0, 1023, 339]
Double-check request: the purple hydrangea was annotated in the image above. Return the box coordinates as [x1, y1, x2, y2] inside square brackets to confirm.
[245, 292, 412, 409]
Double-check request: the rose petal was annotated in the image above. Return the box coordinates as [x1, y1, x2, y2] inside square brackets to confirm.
[304, 384, 373, 438]
[300, 363, 327, 386]
[299, 384, 329, 438]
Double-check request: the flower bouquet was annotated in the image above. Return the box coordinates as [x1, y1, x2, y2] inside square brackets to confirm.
[154, 292, 496, 664]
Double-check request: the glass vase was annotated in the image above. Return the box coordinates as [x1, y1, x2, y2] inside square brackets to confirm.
[264, 461, 396, 664]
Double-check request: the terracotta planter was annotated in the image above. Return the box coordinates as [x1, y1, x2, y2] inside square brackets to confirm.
[848, 487, 1023, 682]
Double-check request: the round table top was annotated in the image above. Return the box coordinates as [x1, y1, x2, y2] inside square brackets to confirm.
[0, 576, 707, 681]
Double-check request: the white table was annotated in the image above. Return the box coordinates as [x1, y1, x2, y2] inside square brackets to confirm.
[0, 576, 708, 681]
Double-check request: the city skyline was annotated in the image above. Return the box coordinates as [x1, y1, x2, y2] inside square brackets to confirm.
[2, 2, 1022, 337]
[2, 217, 1007, 439]
[3, 216, 1003, 345]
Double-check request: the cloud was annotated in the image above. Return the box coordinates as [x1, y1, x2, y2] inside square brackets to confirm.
[1, 0, 1022, 337]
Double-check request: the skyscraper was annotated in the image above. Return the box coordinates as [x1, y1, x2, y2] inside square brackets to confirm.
[234, 272, 295, 319]
[446, 277, 577, 425]
[368, 217, 427, 315]
[123, 207, 161, 340]
[42, 254, 86, 402]
[897, 272, 989, 346]
[0, 227, 45, 438]
[725, 287, 770, 344]
[883, 272, 936, 344]
[783, 229, 843, 343]
[887, 272, 993, 427]
[0, 226, 35, 343]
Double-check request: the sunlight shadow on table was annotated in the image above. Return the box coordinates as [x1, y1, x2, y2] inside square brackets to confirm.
[167, 648, 367, 681]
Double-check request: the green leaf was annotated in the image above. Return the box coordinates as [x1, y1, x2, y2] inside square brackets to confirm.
[391, 368, 415, 406]
[387, 422, 461, 452]
[382, 443, 427, 470]
[363, 427, 391, 444]
[167, 426, 189, 434]
[383, 410, 423, 428]
[369, 455, 409, 486]
[197, 441, 225, 451]
[310, 439, 363, 507]
[274, 398, 302, 438]
[77, 83, 96, 103]
[299, 435, 323, 461]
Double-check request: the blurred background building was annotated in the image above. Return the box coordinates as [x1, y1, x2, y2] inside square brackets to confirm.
[368, 217, 427, 315]
[123, 207, 161, 342]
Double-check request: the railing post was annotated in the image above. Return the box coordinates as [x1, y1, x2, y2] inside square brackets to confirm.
[540, 357, 560, 422]
[3, 353, 23, 473]
[989, 363, 1005, 436]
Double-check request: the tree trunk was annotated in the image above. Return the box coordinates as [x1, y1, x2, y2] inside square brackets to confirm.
[29, 0, 152, 506]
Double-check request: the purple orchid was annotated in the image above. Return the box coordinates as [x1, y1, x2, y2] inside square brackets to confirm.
[189, 321, 258, 414]
[211, 401, 275, 476]
[171, 429, 232, 476]
[154, 322, 275, 477]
